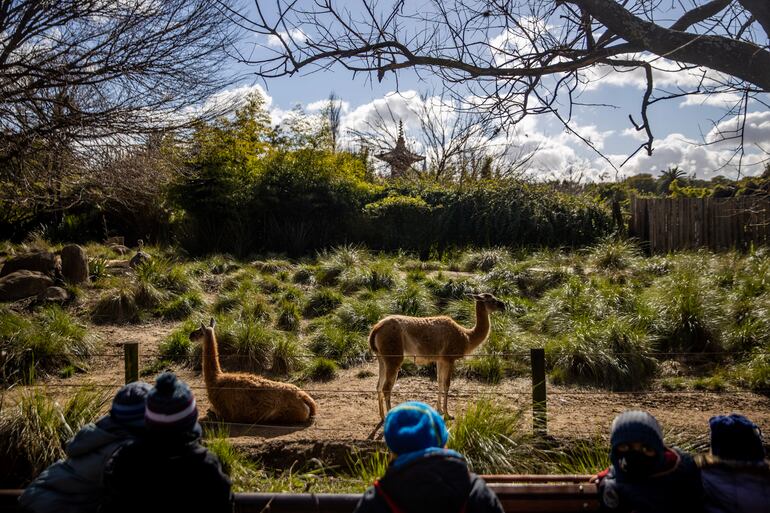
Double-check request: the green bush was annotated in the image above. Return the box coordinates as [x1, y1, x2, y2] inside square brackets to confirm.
[157, 291, 204, 320]
[334, 300, 386, 333]
[309, 323, 368, 367]
[277, 299, 301, 331]
[91, 286, 140, 325]
[271, 337, 303, 375]
[158, 321, 198, 365]
[391, 283, 434, 316]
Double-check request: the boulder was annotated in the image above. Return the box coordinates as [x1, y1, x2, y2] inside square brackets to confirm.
[0, 251, 58, 277]
[0, 271, 54, 301]
[61, 244, 89, 284]
[109, 244, 130, 256]
[105, 236, 125, 246]
[129, 251, 151, 269]
[38, 286, 69, 303]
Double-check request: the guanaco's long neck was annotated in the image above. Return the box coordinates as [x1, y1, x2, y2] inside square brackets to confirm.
[467, 301, 491, 351]
[202, 330, 222, 385]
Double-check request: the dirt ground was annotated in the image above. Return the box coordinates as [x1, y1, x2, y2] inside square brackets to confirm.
[35, 319, 770, 455]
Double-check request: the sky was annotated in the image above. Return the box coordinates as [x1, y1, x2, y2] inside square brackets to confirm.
[214, 1, 770, 182]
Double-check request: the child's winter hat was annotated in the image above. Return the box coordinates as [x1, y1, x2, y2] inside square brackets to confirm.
[384, 401, 448, 455]
[110, 381, 152, 428]
[709, 414, 765, 462]
[610, 411, 666, 468]
[145, 372, 199, 433]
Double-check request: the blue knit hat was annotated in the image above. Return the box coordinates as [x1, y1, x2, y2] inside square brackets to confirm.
[145, 372, 199, 433]
[110, 381, 151, 428]
[384, 402, 448, 455]
[610, 411, 666, 470]
[710, 414, 765, 462]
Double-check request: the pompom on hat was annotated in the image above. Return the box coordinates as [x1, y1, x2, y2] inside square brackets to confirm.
[145, 372, 199, 433]
[709, 414, 765, 462]
[110, 381, 152, 428]
[383, 401, 448, 455]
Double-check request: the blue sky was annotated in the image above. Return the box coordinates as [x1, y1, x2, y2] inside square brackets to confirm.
[220, 2, 770, 181]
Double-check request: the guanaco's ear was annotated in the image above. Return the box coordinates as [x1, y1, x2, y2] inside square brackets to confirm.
[209, 317, 216, 328]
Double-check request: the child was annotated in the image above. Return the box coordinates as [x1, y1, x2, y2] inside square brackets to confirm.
[698, 414, 770, 513]
[103, 372, 232, 513]
[354, 401, 504, 513]
[594, 410, 703, 513]
[19, 381, 152, 513]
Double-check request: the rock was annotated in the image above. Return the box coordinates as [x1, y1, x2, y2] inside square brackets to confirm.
[105, 236, 125, 246]
[38, 286, 69, 302]
[109, 244, 130, 256]
[129, 251, 151, 269]
[60, 244, 89, 284]
[0, 271, 54, 301]
[0, 251, 58, 277]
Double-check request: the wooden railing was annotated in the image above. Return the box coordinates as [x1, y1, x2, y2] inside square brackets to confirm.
[0, 477, 598, 513]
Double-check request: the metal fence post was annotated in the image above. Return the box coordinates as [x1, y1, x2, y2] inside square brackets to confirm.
[531, 348, 547, 436]
[124, 342, 139, 384]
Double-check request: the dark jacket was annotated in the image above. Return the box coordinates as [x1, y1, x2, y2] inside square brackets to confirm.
[353, 448, 504, 513]
[19, 416, 141, 513]
[697, 455, 770, 513]
[103, 429, 232, 513]
[598, 447, 703, 513]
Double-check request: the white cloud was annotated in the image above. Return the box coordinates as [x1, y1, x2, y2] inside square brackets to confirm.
[266, 29, 307, 48]
[306, 98, 351, 113]
[707, 111, 770, 148]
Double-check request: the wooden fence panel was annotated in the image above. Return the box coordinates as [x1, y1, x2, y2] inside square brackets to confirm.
[630, 197, 770, 253]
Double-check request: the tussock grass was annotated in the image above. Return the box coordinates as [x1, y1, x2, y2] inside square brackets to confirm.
[309, 322, 368, 368]
[252, 259, 293, 274]
[277, 299, 301, 331]
[547, 316, 656, 390]
[304, 357, 338, 381]
[316, 245, 369, 285]
[588, 238, 640, 271]
[426, 277, 477, 306]
[1, 307, 96, 383]
[157, 290, 204, 320]
[460, 247, 511, 272]
[304, 288, 343, 318]
[334, 299, 386, 333]
[0, 386, 109, 481]
[91, 286, 140, 324]
[271, 337, 304, 375]
[391, 283, 434, 316]
[448, 400, 540, 474]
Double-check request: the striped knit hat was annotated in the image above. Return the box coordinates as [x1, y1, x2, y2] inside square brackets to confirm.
[384, 401, 448, 455]
[145, 372, 199, 433]
[110, 381, 152, 428]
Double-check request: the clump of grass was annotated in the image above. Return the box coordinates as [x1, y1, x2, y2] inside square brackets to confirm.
[334, 299, 386, 333]
[88, 257, 109, 282]
[391, 283, 434, 316]
[645, 267, 723, 352]
[480, 264, 521, 296]
[406, 269, 426, 282]
[157, 320, 199, 364]
[292, 265, 316, 285]
[588, 238, 640, 271]
[692, 375, 727, 392]
[157, 290, 204, 320]
[514, 268, 568, 299]
[461, 248, 511, 272]
[459, 356, 504, 384]
[304, 357, 338, 381]
[309, 323, 368, 367]
[277, 299, 301, 331]
[347, 450, 390, 484]
[0, 386, 109, 481]
[91, 286, 140, 325]
[0, 307, 96, 383]
[547, 316, 656, 391]
[253, 259, 293, 274]
[271, 337, 303, 375]
[545, 438, 610, 475]
[448, 400, 538, 474]
[259, 275, 284, 294]
[304, 288, 343, 318]
[221, 318, 277, 372]
[426, 278, 476, 306]
[134, 257, 192, 294]
[316, 245, 368, 285]
[443, 298, 474, 324]
[730, 348, 770, 390]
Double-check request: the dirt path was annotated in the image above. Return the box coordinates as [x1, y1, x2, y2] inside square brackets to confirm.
[30, 323, 770, 451]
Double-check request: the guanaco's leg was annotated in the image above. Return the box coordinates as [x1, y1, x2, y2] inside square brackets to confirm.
[382, 355, 403, 416]
[437, 360, 454, 417]
[377, 356, 387, 420]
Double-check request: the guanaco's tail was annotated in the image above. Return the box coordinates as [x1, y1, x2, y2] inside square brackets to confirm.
[368, 322, 382, 355]
[300, 391, 317, 419]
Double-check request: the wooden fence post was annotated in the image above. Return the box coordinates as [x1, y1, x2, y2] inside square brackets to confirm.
[124, 342, 139, 384]
[531, 348, 547, 436]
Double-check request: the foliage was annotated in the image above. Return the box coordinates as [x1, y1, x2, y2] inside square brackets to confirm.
[304, 357, 339, 381]
[0, 307, 95, 383]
